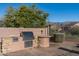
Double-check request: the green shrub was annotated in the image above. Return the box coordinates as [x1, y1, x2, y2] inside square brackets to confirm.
[53, 33, 65, 43]
[65, 33, 79, 41]
[49, 28, 59, 36]
[70, 27, 79, 35]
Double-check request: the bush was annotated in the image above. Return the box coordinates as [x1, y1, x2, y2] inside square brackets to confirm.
[70, 27, 79, 35]
[65, 33, 79, 41]
[49, 28, 59, 36]
[53, 33, 65, 43]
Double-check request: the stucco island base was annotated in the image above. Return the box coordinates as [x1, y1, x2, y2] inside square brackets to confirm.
[2, 36, 50, 54]
[0, 28, 50, 54]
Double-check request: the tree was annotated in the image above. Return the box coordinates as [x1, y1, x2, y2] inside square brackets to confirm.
[4, 4, 48, 28]
[4, 7, 16, 27]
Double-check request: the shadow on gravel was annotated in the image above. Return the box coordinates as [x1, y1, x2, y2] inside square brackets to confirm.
[58, 47, 79, 54]
[76, 44, 79, 48]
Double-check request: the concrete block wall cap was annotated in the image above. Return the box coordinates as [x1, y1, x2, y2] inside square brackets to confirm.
[2, 36, 19, 38]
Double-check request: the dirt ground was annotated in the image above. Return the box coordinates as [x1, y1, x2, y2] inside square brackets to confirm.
[4, 40, 79, 56]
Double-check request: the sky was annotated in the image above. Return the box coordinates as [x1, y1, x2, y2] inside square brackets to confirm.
[0, 3, 79, 22]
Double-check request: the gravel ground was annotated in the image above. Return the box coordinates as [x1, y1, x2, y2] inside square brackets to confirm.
[0, 53, 3, 56]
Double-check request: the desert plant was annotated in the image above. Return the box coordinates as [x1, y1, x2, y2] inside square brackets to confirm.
[70, 27, 79, 35]
[49, 27, 59, 36]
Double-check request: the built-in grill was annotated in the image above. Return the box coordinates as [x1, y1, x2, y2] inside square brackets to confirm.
[22, 32, 34, 48]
